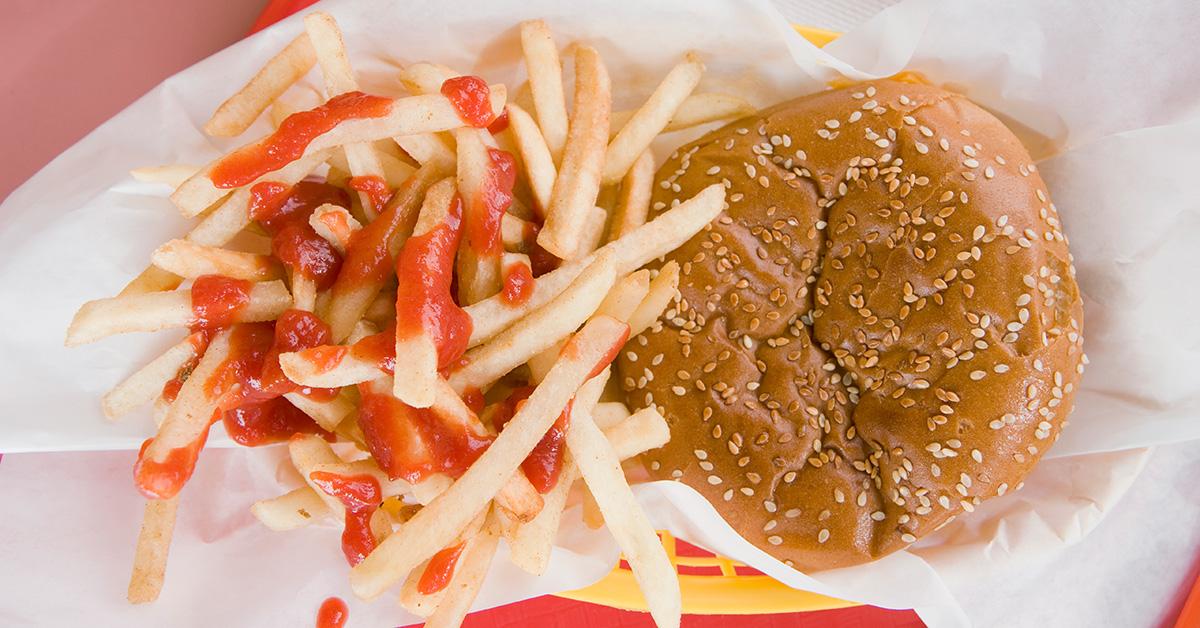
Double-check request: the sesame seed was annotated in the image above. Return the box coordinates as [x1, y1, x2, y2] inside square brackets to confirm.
[768, 535, 783, 546]
[901, 533, 917, 544]
[818, 529, 830, 543]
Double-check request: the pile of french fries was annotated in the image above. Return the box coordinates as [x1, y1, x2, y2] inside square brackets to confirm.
[66, 13, 748, 628]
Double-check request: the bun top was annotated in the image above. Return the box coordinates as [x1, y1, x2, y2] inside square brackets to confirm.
[618, 80, 1085, 571]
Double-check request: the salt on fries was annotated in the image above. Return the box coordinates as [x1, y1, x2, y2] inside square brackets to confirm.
[64, 14, 733, 627]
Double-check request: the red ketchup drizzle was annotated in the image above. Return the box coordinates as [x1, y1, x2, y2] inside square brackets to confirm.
[357, 386, 493, 482]
[349, 325, 397, 374]
[494, 387, 571, 494]
[348, 174, 393, 215]
[331, 169, 426, 296]
[249, 181, 348, 290]
[521, 221, 561, 277]
[465, 149, 517, 260]
[190, 275, 252, 331]
[393, 194, 473, 369]
[461, 387, 485, 415]
[418, 543, 466, 594]
[133, 424, 211, 500]
[210, 91, 392, 188]
[316, 597, 349, 628]
[486, 108, 510, 134]
[501, 260, 534, 306]
[440, 76, 495, 128]
[560, 322, 632, 379]
[308, 471, 383, 566]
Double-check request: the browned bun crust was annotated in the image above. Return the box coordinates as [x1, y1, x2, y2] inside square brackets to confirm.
[618, 80, 1085, 571]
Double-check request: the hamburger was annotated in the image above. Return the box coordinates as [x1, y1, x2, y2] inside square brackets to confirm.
[618, 79, 1085, 570]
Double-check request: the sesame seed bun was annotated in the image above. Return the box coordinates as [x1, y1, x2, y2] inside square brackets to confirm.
[618, 80, 1086, 571]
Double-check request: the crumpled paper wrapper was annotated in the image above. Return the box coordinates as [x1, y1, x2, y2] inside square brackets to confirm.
[0, 0, 1197, 626]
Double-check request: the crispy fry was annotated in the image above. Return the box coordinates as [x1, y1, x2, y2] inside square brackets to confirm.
[283, 388, 355, 432]
[629, 260, 680, 336]
[102, 332, 206, 420]
[151, 239, 282, 281]
[131, 165, 200, 187]
[506, 104, 555, 217]
[608, 149, 654, 241]
[291, 274, 318, 312]
[536, 46, 610, 259]
[120, 266, 186, 296]
[288, 434, 347, 516]
[309, 203, 362, 254]
[596, 269, 650, 321]
[66, 280, 290, 346]
[581, 484, 604, 529]
[593, 401, 632, 430]
[604, 406, 670, 460]
[251, 486, 331, 531]
[465, 183, 724, 347]
[447, 254, 615, 395]
[279, 343, 384, 389]
[565, 369, 681, 628]
[454, 129, 503, 304]
[501, 213, 532, 251]
[394, 133, 455, 168]
[423, 510, 502, 628]
[325, 160, 445, 342]
[519, 20, 568, 162]
[203, 34, 317, 137]
[350, 316, 628, 598]
[127, 496, 179, 604]
[572, 206, 608, 260]
[602, 53, 703, 185]
[171, 86, 505, 217]
[609, 91, 755, 136]
[392, 178, 457, 407]
[305, 12, 390, 220]
[398, 508, 488, 617]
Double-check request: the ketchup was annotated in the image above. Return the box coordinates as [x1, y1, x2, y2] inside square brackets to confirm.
[461, 387, 485, 415]
[349, 325, 397, 374]
[258, 309, 336, 399]
[440, 76, 495, 128]
[249, 181, 348, 290]
[316, 597, 348, 628]
[348, 175, 392, 215]
[357, 386, 493, 482]
[331, 169, 426, 294]
[486, 108, 510, 134]
[133, 425, 211, 500]
[393, 194, 473, 369]
[223, 397, 329, 447]
[500, 260, 534, 306]
[464, 149, 516, 260]
[308, 471, 383, 566]
[190, 275, 252, 331]
[418, 542, 466, 594]
[521, 221, 561, 277]
[494, 387, 571, 493]
[210, 91, 392, 188]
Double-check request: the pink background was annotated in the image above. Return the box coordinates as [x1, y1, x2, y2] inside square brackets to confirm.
[0, 0, 269, 201]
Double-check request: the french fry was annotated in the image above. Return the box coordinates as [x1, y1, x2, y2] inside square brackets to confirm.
[596, 269, 650, 321]
[447, 254, 614, 395]
[397, 508, 489, 617]
[465, 183, 724, 347]
[609, 91, 755, 136]
[602, 53, 703, 185]
[411, 474, 454, 506]
[593, 401, 632, 430]
[423, 510, 502, 628]
[136, 330, 233, 497]
[536, 46, 610, 259]
[608, 149, 654, 241]
[251, 486, 331, 531]
[581, 484, 604, 530]
[289, 434, 347, 516]
[131, 165, 200, 187]
[572, 206, 609, 260]
[629, 260, 680, 336]
[395, 133, 456, 168]
[350, 316, 629, 598]
[519, 19, 568, 162]
[506, 104, 555, 217]
[564, 370, 681, 628]
[102, 332, 206, 419]
[309, 203, 362, 254]
[324, 160, 445, 341]
[327, 150, 416, 189]
[66, 280, 291, 346]
[604, 406, 670, 460]
[392, 178, 457, 407]
[283, 388, 355, 432]
[120, 266, 187, 296]
[505, 369, 606, 574]
[203, 34, 317, 137]
[454, 129, 503, 304]
[279, 344, 385, 389]
[127, 496, 179, 604]
[501, 213, 532, 251]
[309, 459, 411, 497]
[346, 319, 380, 344]
[291, 274, 318, 312]
[305, 12, 389, 220]
[171, 86, 506, 217]
[151, 239, 282, 282]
